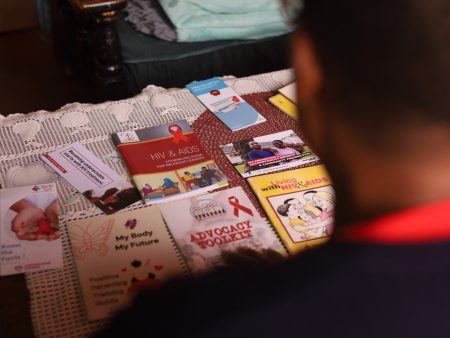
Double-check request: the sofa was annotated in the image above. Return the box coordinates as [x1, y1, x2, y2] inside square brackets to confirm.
[52, 0, 292, 99]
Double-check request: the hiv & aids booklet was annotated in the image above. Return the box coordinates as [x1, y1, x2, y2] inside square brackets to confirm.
[112, 119, 228, 205]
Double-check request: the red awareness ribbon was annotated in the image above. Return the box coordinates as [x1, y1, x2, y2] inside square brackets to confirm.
[168, 124, 189, 144]
[229, 196, 253, 217]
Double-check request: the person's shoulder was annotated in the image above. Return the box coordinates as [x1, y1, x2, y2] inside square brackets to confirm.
[94, 243, 351, 338]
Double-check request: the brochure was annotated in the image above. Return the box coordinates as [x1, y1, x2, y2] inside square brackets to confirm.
[0, 183, 63, 275]
[269, 93, 298, 120]
[220, 130, 320, 178]
[40, 142, 141, 214]
[186, 77, 266, 131]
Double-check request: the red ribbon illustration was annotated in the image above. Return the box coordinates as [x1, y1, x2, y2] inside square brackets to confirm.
[229, 196, 254, 217]
[168, 124, 189, 144]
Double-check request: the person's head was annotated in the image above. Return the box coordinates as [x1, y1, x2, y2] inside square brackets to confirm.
[291, 0, 450, 223]
[272, 140, 285, 148]
[248, 141, 262, 150]
[303, 190, 317, 203]
[277, 198, 302, 217]
[292, 0, 450, 156]
[201, 167, 207, 172]
[312, 191, 335, 210]
[184, 171, 190, 175]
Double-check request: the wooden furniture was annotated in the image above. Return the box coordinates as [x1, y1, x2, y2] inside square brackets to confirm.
[51, 0, 291, 99]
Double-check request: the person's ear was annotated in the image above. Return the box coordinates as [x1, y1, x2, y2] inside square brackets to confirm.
[291, 32, 326, 153]
[292, 32, 322, 103]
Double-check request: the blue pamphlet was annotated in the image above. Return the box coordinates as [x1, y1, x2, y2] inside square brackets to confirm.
[186, 77, 266, 131]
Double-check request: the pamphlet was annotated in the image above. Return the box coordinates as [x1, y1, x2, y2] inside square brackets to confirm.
[40, 142, 141, 214]
[220, 130, 320, 178]
[268, 93, 298, 120]
[112, 119, 228, 205]
[278, 82, 297, 104]
[186, 77, 266, 131]
[67, 206, 187, 320]
[0, 183, 63, 275]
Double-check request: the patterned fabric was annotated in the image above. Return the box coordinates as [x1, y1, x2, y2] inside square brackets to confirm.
[0, 69, 294, 338]
[125, 0, 177, 41]
[158, 0, 293, 42]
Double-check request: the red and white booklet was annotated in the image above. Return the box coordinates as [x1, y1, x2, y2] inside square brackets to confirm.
[159, 186, 286, 274]
[111, 119, 228, 205]
[40, 142, 141, 214]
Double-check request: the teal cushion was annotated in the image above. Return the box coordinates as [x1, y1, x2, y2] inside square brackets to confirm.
[116, 18, 290, 93]
[117, 17, 285, 63]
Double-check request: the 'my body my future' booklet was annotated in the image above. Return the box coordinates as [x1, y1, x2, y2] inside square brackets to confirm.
[67, 206, 186, 320]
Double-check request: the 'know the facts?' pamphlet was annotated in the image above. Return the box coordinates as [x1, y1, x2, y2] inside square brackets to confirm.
[186, 77, 266, 131]
[0, 183, 63, 275]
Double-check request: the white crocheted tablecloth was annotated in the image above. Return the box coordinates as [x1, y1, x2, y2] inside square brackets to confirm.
[0, 69, 294, 338]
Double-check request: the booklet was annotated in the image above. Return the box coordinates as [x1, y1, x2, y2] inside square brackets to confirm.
[220, 130, 320, 178]
[0, 183, 63, 276]
[112, 119, 229, 205]
[268, 93, 298, 120]
[159, 186, 286, 274]
[278, 82, 297, 104]
[67, 206, 187, 320]
[186, 77, 266, 131]
[40, 142, 141, 214]
[248, 165, 334, 254]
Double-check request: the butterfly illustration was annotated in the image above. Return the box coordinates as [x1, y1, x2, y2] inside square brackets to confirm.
[125, 219, 137, 230]
[70, 219, 114, 260]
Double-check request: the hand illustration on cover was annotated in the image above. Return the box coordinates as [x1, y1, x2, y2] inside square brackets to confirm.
[70, 219, 114, 259]
[10, 198, 60, 241]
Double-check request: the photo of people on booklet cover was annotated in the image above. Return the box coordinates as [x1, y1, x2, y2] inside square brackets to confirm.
[221, 130, 319, 178]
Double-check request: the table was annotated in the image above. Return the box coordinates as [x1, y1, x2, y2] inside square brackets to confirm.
[0, 69, 295, 337]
